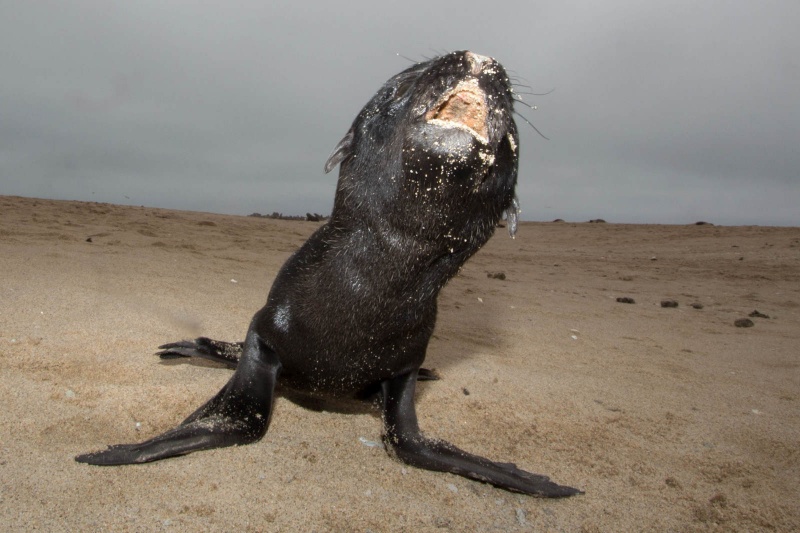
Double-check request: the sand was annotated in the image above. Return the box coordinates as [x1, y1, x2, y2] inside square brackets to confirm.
[1, 194, 798, 531]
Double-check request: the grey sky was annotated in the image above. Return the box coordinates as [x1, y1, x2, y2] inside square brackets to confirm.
[2, 1, 798, 225]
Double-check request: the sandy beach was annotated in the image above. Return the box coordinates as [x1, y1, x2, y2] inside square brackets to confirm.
[1, 194, 798, 531]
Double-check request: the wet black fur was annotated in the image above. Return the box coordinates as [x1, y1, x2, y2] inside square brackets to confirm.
[76, 51, 581, 498]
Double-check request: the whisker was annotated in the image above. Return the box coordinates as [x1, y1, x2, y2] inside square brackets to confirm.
[396, 53, 419, 64]
[506, 70, 532, 84]
[510, 81, 535, 91]
[513, 85, 556, 97]
[512, 95, 539, 112]
[513, 110, 549, 140]
[511, 90, 544, 97]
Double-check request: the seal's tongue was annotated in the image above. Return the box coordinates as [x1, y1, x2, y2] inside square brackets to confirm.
[426, 80, 488, 142]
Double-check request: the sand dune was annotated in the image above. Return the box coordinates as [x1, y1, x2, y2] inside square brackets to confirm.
[1, 195, 798, 531]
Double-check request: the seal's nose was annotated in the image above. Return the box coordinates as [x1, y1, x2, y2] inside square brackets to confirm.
[465, 51, 493, 75]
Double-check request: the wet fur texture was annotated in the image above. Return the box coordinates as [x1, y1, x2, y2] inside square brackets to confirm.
[76, 51, 581, 498]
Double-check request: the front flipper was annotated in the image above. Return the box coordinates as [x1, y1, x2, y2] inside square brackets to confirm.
[76, 333, 279, 465]
[157, 337, 244, 369]
[381, 371, 582, 497]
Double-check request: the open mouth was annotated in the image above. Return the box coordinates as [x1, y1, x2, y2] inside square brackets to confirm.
[425, 79, 489, 143]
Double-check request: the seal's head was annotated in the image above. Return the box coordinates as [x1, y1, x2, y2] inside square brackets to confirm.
[325, 51, 520, 247]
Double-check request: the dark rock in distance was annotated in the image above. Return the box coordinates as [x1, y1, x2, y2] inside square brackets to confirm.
[734, 318, 755, 328]
[616, 297, 635, 304]
[487, 272, 506, 280]
[748, 310, 769, 319]
[661, 299, 679, 308]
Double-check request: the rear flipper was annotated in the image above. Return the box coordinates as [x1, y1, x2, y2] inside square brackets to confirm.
[76, 333, 280, 465]
[381, 371, 582, 497]
[157, 337, 244, 368]
[156, 337, 440, 382]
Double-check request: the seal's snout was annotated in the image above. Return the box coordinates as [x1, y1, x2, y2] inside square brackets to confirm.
[464, 51, 493, 75]
[420, 51, 508, 144]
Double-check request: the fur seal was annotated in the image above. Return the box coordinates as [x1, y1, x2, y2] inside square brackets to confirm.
[76, 51, 582, 498]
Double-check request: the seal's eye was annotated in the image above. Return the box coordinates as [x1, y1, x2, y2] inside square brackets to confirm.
[393, 79, 414, 101]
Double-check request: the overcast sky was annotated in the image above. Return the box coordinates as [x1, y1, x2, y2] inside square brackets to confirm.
[2, 1, 798, 225]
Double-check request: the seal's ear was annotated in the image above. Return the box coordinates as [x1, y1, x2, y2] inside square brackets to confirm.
[324, 129, 354, 174]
